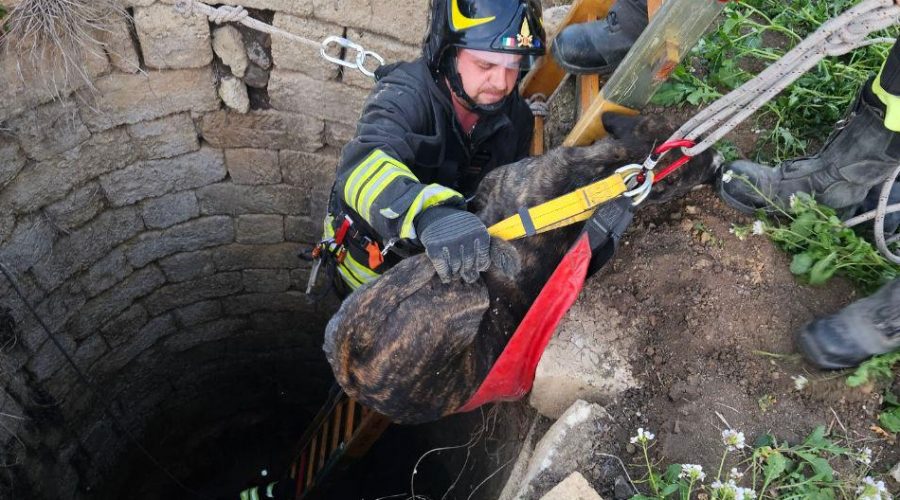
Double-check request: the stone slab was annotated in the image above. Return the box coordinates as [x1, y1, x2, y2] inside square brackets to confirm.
[236, 215, 284, 244]
[530, 297, 640, 420]
[512, 401, 615, 500]
[80, 248, 134, 298]
[242, 269, 291, 293]
[103, 12, 142, 73]
[225, 148, 281, 185]
[43, 183, 106, 234]
[310, 0, 428, 45]
[269, 69, 368, 125]
[127, 113, 201, 161]
[219, 76, 250, 114]
[173, 300, 223, 328]
[31, 207, 144, 291]
[101, 305, 150, 348]
[212, 243, 306, 271]
[212, 25, 249, 78]
[200, 109, 325, 151]
[125, 216, 234, 268]
[540, 473, 603, 500]
[158, 250, 217, 283]
[134, 3, 212, 69]
[0, 128, 137, 214]
[70, 266, 167, 340]
[142, 272, 243, 315]
[0, 133, 26, 187]
[78, 68, 218, 131]
[270, 14, 341, 80]
[100, 147, 226, 207]
[6, 99, 91, 161]
[196, 183, 307, 216]
[141, 191, 200, 230]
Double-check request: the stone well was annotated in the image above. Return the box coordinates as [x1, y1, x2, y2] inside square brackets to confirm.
[0, 1, 430, 497]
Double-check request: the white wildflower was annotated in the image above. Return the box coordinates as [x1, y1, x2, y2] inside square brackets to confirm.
[792, 375, 809, 391]
[752, 220, 765, 235]
[855, 447, 873, 466]
[722, 170, 735, 184]
[735, 486, 758, 500]
[679, 464, 706, 482]
[630, 427, 655, 445]
[856, 476, 890, 500]
[789, 193, 799, 211]
[729, 467, 745, 480]
[722, 429, 746, 451]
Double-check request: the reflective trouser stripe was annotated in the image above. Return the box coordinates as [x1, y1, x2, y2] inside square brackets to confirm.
[240, 490, 250, 500]
[337, 251, 380, 290]
[251, 488, 260, 500]
[398, 184, 466, 239]
[344, 149, 417, 223]
[873, 63, 900, 132]
[265, 482, 277, 498]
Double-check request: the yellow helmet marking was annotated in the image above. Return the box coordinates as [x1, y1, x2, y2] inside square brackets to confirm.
[451, 0, 496, 31]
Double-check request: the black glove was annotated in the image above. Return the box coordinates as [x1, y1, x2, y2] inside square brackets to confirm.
[416, 206, 491, 284]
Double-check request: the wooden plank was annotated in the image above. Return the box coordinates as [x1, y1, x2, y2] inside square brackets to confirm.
[530, 115, 545, 156]
[577, 74, 600, 120]
[306, 435, 317, 488]
[344, 412, 393, 459]
[521, 0, 616, 98]
[563, 94, 640, 147]
[331, 401, 344, 452]
[318, 419, 330, 471]
[296, 451, 308, 498]
[344, 400, 357, 443]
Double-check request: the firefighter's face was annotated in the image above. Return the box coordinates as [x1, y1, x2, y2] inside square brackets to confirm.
[456, 49, 521, 105]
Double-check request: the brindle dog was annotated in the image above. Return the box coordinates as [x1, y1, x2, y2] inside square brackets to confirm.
[323, 114, 716, 424]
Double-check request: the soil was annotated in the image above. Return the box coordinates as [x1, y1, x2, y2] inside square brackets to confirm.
[574, 186, 900, 495]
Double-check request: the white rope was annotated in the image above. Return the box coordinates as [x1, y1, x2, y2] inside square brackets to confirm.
[173, 0, 385, 78]
[649, 0, 900, 261]
[655, 0, 900, 161]
[843, 165, 900, 264]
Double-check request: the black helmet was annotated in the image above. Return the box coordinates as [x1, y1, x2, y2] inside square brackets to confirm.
[423, 0, 546, 114]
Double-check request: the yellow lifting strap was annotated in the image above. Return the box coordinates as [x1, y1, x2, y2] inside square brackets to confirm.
[487, 171, 629, 240]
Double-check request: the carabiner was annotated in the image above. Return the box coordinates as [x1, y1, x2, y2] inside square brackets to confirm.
[616, 164, 653, 206]
[320, 36, 385, 79]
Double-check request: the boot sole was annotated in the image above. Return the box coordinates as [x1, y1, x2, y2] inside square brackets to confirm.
[550, 41, 615, 77]
[716, 176, 769, 215]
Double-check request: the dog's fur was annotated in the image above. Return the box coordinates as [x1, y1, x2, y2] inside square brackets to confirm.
[323, 115, 716, 424]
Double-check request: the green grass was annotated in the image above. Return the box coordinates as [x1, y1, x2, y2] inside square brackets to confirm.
[652, 0, 899, 164]
[628, 426, 886, 500]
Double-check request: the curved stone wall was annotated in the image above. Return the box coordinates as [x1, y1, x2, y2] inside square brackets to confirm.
[0, 1, 426, 497]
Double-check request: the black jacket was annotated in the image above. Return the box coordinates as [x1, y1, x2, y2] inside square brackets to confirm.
[323, 57, 534, 289]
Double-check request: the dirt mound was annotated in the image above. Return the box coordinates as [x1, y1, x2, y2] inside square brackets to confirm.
[569, 185, 897, 484]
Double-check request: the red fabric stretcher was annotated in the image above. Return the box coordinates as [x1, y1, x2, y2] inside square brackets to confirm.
[456, 234, 593, 413]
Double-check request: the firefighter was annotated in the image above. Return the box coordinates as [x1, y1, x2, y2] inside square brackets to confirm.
[313, 0, 546, 295]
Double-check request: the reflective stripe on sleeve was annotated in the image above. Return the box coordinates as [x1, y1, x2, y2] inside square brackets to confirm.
[873, 65, 900, 132]
[398, 184, 465, 240]
[343, 150, 417, 223]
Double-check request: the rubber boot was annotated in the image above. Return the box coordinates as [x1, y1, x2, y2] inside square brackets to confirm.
[550, 0, 648, 76]
[718, 78, 900, 215]
[797, 278, 900, 369]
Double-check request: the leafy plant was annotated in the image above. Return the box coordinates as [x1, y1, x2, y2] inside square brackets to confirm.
[848, 351, 900, 433]
[628, 426, 890, 499]
[651, 0, 899, 164]
[729, 187, 900, 294]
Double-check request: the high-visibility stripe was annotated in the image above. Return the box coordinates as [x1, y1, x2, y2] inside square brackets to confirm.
[338, 252, 380, 289]
[250, 487, 260, 500]
[873, 65, 900, 132]
[344, 150, 416, 222]
[240, 490, 250, 500]
[488, 173, 628, 240]
[265, 482, 277, 498]
[358, 169, 415, 222]
[398, 184, 465, 239]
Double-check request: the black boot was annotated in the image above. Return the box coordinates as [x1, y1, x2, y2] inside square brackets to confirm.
[550, 0, 648, 76]
[797, 278, 900, 369]
[719, 78, 900, 215]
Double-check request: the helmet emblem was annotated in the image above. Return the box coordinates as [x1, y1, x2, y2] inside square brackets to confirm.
[516, 18, 533, 48]
[450, 0, 496, 31]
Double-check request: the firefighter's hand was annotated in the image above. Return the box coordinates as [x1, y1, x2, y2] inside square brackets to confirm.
[416, 206, 491, 284]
